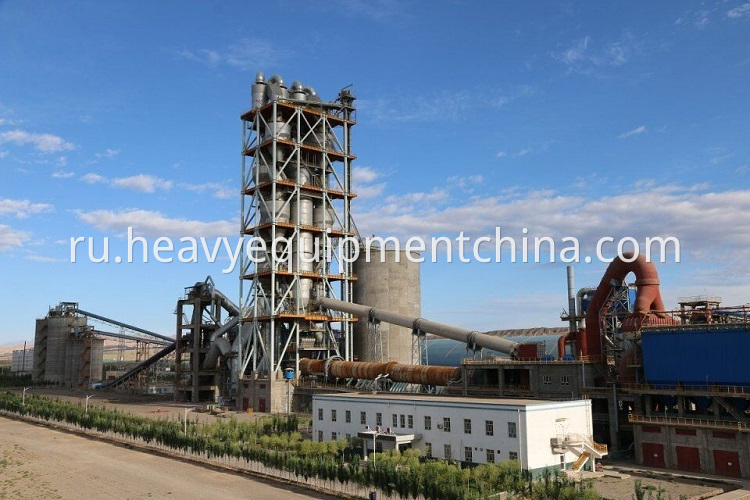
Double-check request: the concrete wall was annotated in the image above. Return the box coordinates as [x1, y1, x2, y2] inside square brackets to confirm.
[313, 394, 593, 472]
[10, 348, 33, 373]
[634, 423, 750, 478]
[353, 247, 420, 365]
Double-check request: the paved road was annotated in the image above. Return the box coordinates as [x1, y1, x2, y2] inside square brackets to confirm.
[0, 417, 331, 500]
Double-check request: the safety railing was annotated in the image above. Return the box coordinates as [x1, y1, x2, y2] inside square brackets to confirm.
[628, 413, 750, 431]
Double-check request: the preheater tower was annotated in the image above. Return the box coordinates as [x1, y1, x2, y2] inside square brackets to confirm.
[239, 72, 357, 412]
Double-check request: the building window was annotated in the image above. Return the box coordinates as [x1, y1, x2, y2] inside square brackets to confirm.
[508, 421, 517, 438]
[509, 451, 518, 460]
[424, 416, 432, 430]
[331, 409, 337, 422]
[444, 444, 452, 460]
[443, 417, 451, 432]
[486, 449, 495, 464]
[543, 375, 552, 385]
[376, 412, 382, 427]
[346, 433, 351, 440]
[464, 446, 473, 463]
[393, 414, 398, 427]
[408, 415, 414, 429]
[345, 410, 351, 423]
[360, 411, 367, 425]
[317, 431, 323, 442]
[318, 408, 323, 421]
[400, 414, 406, 428]
[485, 420, 494, 436]
[332, 432, 337, 441]
[464, 418, 472, 434]
[561, 375, 570, 386]
[425, 442, 432, 458]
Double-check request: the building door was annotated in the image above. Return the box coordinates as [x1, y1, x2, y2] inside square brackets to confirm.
[675, 446, 701, 472]
[642, 443, 665, 468]
[258, 398, 266, 412]
[242, 398, 249, 410]
[713, 450, 742, 478]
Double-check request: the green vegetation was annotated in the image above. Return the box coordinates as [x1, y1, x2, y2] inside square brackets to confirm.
[0, 373, 33, 388]
[0, 392, 600, 499]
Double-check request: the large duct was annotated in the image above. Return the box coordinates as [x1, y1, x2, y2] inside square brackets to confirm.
[579, 253, 676, 357]
[299, 358, 461, 386]
[319, 297, 519, 357]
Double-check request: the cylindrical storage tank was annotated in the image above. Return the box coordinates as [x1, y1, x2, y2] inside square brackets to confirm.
[89, 338, 104, 383]
[252, 82, 267, 109]
[290, 166, 312, 186]
[264, 113, 291, 142]
[313, 203, 337, 229]
[290, 198, 313, 226]
[290, 81, 306, 101]
[353, 246, 421, 364]
[259, 193, 291, 224]
[45, 315, 87, 385]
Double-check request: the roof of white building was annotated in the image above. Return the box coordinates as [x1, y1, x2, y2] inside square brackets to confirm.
[314, 393, 589, 410]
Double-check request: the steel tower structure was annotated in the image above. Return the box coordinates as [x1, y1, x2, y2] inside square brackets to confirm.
[239, 72, 357, 412]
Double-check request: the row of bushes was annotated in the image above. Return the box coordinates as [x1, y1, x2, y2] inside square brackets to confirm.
[0, 392, 600, 499]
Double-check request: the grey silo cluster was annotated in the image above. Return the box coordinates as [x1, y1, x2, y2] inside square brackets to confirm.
[32, 303, 103, 387]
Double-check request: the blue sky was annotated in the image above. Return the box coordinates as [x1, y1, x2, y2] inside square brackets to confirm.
[1, 1, 749, 344]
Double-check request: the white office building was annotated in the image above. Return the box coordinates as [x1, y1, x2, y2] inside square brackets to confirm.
[312, 393, 606, 476]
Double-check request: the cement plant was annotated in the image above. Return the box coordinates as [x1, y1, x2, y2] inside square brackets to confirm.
[2, 4, 749, 499]
[2, 70, 748, 500]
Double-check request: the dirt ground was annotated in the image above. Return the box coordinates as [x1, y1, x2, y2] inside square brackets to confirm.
[14, 388, 266, 425]
[0, 417, 331, 500]
[589, 468, 730, 500]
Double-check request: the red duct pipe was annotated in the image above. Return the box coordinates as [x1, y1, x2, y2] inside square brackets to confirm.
[580, 252, 675, 357]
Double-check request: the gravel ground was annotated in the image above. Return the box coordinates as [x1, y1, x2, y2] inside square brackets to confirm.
[590, 469, 730, 500]
[0, 417, 331, 500]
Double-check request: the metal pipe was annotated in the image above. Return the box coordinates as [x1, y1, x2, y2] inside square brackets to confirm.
[581, 253, 676, 357]
[89, 329, 172, 346]
[76, 309, 173, 343]
[566, 266, 577, 333]
[318, 297, 519, 357]
[299, 358, 461, 386]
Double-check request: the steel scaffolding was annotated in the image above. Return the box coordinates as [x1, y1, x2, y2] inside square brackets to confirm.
[239, 74, 357, 409]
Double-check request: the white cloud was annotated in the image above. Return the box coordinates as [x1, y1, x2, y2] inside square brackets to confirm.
[353, 182, 750, 265]
[0, 129, 75, 153]
[353, 166, 380, 184]
[100, 148, 120, 159]
[385, 188, 448, 205]
[0, 224, 30, 250]
[75, 209, 234, 238]
[728, 2, 750, 18]
[352, 166, 387, 200]
[356, 183, 387, 200]
[447, 175, 484, 191]
[0, 198, 53, 219]
[111, 174, 173, 193]
[24, 252, 65, 263]
[81, 173, 106, 184]
[181, 181, 235, 200]
[496, 148, 533, 158]
[554, 33, 644, 74]
[359, 85, 534, 123]
[52, 170, 75, 179]
[618, 125, 647, 139]
[180, 38, 280, 71]
[80, 173, 173, 193]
